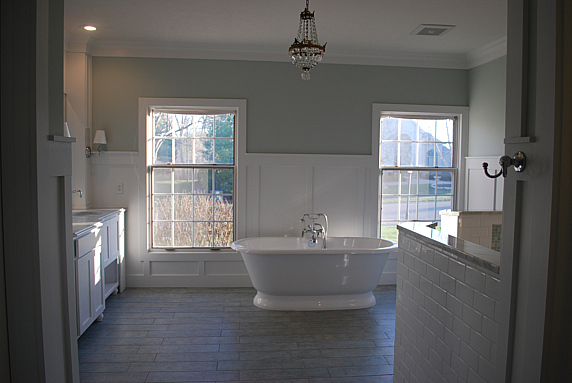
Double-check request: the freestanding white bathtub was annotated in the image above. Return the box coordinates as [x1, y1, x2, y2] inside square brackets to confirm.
[231, 236, 397, 311]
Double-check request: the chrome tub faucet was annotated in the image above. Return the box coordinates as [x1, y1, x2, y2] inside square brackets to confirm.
[300, 213, 328, 248]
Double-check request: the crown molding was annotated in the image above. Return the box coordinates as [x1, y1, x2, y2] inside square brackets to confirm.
[466, 37, 507, 68]
[88, 41, 289, 63]
[87, 40, 469, 69]
[325, 51, 468, 69]
[77, 37, 507, 70]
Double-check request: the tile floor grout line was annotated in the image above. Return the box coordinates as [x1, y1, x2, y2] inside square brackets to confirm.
[78, 286, 396, 382]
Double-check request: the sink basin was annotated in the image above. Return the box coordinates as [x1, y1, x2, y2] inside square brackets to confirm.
[72, 209, 120, 236]
[72, 209, 117, 218]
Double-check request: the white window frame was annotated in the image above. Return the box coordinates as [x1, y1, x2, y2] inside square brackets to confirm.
[140, 98, 246, 253]
[372, 103, 468, 235]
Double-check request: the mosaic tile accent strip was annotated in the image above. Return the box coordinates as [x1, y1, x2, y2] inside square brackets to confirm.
[491, 224, 502, 252]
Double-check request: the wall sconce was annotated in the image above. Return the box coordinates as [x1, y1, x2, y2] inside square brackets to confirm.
[85, 130, 107, 158]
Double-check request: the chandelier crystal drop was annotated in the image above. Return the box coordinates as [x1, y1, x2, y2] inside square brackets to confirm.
[288, 0, 326, 80]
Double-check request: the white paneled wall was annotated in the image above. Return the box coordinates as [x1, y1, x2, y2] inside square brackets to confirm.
[240, 155, 377, 239]
[245, 164, 309, 237]
[239, 155, 398, 286]
[465, 157, 504, 211]
[91, 151, 398, 287]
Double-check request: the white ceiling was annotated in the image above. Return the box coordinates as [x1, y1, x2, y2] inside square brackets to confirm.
[64, 0, 507, 69]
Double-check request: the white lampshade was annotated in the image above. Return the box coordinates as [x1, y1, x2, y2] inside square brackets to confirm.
[93, 130, 107, 145]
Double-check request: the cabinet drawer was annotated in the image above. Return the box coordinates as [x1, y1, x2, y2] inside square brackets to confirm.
[75, 228, 100, 257]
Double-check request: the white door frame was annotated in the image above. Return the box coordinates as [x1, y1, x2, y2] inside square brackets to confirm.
[496, 0, 559, 381]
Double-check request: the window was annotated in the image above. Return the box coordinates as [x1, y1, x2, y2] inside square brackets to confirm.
[374, 104, 467, 242]
[148, 107, 236, 249]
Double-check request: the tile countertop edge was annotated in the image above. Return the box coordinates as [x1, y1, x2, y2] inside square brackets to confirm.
[397, 222, 500, 274]
[72, 208, 125, 238]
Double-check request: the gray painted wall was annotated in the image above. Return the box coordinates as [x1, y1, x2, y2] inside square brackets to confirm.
[468, 56, 507, 156]
[92, 58, 469, 154]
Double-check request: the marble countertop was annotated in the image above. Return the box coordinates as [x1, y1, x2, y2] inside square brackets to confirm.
[397, 221, 500, 274]
[72, 209, 123, 237]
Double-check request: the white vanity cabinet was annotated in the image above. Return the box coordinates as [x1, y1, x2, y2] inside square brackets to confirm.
[74, 209, 125, 337]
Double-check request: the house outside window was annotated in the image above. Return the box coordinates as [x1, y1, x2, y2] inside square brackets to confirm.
[373, 104, 468, 242]
[147, 104, 238, 249]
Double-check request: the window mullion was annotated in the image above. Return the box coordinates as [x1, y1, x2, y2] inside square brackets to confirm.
[212, 175, 216, 246]
[453, 118, 458, 167]
[192, 122, 196, 165]
[191, 175, 195, 247]
[212, 169, 216, 246]
[432, 120, 436, 166]
[212, 116, 216, 164]
[415, 120, 419, 167]
[397, 120, 401, 166]
[434, 191, 438, 221]
[170, 168, 175, 247]
[416, 171, 420, 221]
[171, 115, 176, 164]
[396, 171, 401, 222]
[405, 171, 411, 222]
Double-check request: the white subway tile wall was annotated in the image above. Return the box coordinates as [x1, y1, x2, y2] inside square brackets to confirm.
[394, 230, 500, 383]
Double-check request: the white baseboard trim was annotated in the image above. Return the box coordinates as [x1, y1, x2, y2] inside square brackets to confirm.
[126, 275, 253, 288]
[378, 272, 397, 285]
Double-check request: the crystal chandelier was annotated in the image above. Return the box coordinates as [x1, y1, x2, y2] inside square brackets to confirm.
[288, 0, 326, 80]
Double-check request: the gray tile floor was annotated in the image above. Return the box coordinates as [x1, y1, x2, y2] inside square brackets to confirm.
[78, 286, 396, 382]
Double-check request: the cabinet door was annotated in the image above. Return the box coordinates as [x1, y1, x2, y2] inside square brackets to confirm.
[76, 252, 93, 335]
[100, 222, 110, 267]
[76, 246, 105, 336]
[92, 242, 105, 318]
[106, 216, 120, 265]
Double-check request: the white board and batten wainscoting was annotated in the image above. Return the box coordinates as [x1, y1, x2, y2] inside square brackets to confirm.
[90, 156, 501, 288]
[90, 149, 397, 288]
[239, 153, 397, 285]
[464, 156, 504, 211]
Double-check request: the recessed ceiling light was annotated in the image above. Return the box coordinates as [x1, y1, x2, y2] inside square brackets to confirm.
[83, 25, 97, 31]
[411, 24, 455, 37]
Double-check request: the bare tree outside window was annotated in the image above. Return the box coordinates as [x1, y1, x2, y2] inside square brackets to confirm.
[150, 111, 235, 248]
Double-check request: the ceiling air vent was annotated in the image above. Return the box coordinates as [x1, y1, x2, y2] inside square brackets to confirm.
[411, 24, 455, 37]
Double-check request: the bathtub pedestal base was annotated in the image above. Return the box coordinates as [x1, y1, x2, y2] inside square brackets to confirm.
[253, 291, 376, 311]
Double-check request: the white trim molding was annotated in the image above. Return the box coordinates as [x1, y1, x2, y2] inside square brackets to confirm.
[372, 103, 470, 229]
[68, 35, 506, 70]
[466, 37, 507, 69]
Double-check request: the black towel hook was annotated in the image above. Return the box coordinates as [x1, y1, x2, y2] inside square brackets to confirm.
[483, 151, 526, 178]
